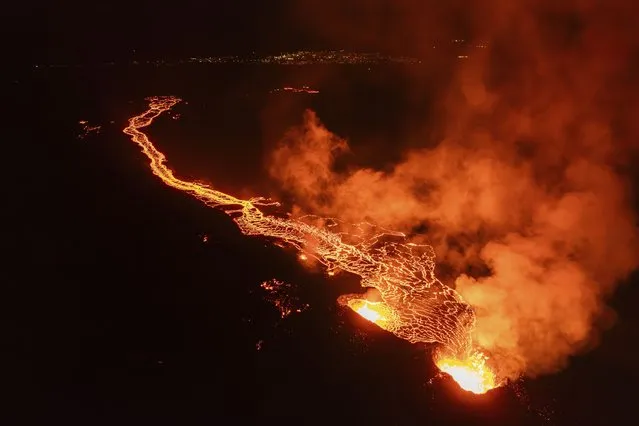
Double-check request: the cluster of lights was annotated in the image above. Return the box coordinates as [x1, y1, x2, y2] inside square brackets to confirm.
[34, 44, 495, 69]
[269, 86, 320, 94]
[190, 51, 421, 65]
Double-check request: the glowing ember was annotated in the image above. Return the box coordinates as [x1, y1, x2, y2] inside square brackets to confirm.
[77, 120, 101, 139]
[122, 96, 502, 394]
[435, 351, 497, 394]
[261, 279, 309, 318]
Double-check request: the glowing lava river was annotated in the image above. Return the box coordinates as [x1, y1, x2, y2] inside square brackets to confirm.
[123, 96, 500, 395]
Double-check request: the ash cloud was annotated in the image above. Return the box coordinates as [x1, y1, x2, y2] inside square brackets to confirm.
[267, 0, 639, 379]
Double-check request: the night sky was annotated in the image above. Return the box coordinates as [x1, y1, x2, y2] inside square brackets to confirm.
[6, 1, 639, 425]
[7, 1, 319, 64]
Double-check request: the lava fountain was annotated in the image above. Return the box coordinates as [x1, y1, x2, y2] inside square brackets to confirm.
[122, 96, 500, 394]
[434, 351, 497, 394]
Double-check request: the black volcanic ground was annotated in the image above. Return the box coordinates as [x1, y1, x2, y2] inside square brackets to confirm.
[6, 60, 639, 426]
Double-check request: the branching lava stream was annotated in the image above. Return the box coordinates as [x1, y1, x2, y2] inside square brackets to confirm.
[123, 96, 501, 394]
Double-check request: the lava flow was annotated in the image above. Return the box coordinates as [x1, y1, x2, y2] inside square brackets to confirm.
[123, 96, 501, 394]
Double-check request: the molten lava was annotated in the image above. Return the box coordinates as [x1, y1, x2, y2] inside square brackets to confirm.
[435, 351, 497, 394]
[122, 96, 501, 394]
[355, 301, 383, 323]
[345, 299, 398, 331]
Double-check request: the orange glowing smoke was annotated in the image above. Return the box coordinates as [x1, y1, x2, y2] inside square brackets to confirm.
[285, 0, 639, 385]
[122, 96, 497, 393]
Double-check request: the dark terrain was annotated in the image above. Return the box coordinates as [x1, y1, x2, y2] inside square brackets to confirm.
[5, 61, 639, 425]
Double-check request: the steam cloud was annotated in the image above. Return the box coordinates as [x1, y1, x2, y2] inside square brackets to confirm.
[267, 0, 639, 379]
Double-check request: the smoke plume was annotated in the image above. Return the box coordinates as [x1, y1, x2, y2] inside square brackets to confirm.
[267, 0, 639, 379]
